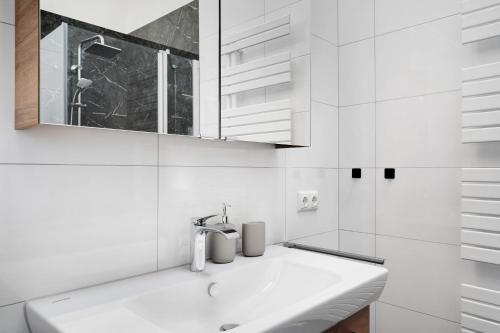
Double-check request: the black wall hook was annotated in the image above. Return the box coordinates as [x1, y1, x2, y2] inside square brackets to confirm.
[352, 168, 362, 179]
[384, 168, 395, 179]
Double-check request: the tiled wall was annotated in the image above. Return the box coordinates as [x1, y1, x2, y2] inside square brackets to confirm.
[337, 0, 463, 331]
[0, 0, 339, 331]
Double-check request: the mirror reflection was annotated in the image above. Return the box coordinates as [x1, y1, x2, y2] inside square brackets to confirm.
[39, 0, 311, 146]
[39, 0, 209, 136]
[220, 0, 311, 146]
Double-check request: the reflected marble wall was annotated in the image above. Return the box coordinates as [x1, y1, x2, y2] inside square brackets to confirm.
[131, 0, 199, 56]
[167, 54, 195, 136]
[67, 25, 159, 132]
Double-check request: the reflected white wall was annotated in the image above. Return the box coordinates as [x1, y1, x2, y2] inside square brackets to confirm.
[40, 23, 67, 125]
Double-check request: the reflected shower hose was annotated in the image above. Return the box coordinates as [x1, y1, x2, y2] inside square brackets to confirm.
[69, 89, 81, 126]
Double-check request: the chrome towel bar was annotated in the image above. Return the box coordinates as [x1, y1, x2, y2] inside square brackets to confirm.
[283, 242, 385, 265]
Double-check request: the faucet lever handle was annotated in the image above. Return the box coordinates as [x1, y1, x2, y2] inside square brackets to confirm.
[221, 202, 231, 224]
[192, 214, 218, 226]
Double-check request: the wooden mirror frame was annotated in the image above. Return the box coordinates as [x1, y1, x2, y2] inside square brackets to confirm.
[15, 0, 40, 129]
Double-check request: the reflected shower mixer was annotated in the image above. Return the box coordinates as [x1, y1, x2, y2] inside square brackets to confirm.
[70, 35, 122, 126]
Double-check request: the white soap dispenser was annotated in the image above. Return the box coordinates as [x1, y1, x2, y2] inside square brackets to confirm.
[211, 203, 238, 264]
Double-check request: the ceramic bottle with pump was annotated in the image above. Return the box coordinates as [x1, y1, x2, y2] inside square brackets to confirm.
[211, 203, 237, 264]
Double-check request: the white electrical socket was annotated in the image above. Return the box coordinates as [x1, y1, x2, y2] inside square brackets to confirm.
[297, 191, 319, 211]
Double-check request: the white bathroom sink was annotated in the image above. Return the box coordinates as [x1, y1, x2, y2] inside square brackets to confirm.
[26, 246, 387, 333]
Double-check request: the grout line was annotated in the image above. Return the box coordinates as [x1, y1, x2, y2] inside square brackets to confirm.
[378, 301, 461, 325]
[339, 229, 376, 236]
[0, 162, 287, 169]
[0, 20, 15, 27]
[339, 12, 461, 47]
[156, 135, 160, 271]
[376, 89, 461, 104]
[221, 0, 301, 38]
[337, 0, 340, 251]
[340, 228, 460, 247]
[284, 167, 287, 240]
[160, 165, 336, 169]
[288, 229, 340, 242]
[376, 166, 463, 169]
[338, 166, 463, 169]
[0, 301, 24, 309]
[311, 33, 338, 47]
[339, 35, 375, 47]
[0, 162, 158, 167]
[0, 164, 464, 170]
[265, 0, 302, 16]
[376, 233, 460, 247]
[308, 25, 312, 154]
[373, 0, 378, 273]
[462, 167, 500, 169]
[338, 89, 461, 109]
[338, 101, 375, 109]
[312, 99, 339, 109]
[374, 13, 461, 39]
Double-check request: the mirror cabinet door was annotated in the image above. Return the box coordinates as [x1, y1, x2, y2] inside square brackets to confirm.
[18, 0, 310, 146]
[38, 0, 218, 138]
[220, 0, 311, 146]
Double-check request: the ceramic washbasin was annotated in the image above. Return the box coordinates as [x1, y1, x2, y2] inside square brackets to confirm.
[26, 246, 388, 333]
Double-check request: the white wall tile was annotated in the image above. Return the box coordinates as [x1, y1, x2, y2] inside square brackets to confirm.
[339, 103, 375, 168]
[200, 33, 219, 82]
[159, 135, 284, 167]
[376, 16, 461, 101]
[290, 111, 311, 147]
[285, 168, 338, 240]
[376, 302, 460, 333]
[0, 0, 14, 25]
[265, 0, 299, 13]
[0, 25, 158, 166]
[311, 0, 338, 45]
[221, 0, 265, 30]
[286, 102, 338, 168]
[376, 168, 461, 245]
[291, 230, 339, 250]
[0, 124, 159, 165]
[375, 0, 460, 35]
[339, 168, 375, 233]
[0, 303, 30, 333]
[339, 39, 375, 106]
[0, 165, 157, 305]
[158, 167, 285, 269]
[339, 230, 375, 256]
[376, 235, 461, 322]
[199, 0, 219, 38]
[311, 37, 338, 106]
[376, 92, 462, 167]
[339, 0, 374, 45]
[199, 79, 220, 139]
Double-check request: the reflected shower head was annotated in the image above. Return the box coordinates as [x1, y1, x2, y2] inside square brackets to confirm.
[83, 42, 122, 59]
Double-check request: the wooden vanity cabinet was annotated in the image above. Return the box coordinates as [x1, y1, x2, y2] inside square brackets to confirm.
[324, 306, 369, 333]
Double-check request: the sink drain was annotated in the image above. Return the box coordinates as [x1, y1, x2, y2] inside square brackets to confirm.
[220, 323, 239, 331]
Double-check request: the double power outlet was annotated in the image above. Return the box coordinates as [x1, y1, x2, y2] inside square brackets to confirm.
[297, 191, 319, 212]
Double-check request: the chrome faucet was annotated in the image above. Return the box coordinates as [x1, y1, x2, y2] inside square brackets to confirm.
[190, 213, 240, 272]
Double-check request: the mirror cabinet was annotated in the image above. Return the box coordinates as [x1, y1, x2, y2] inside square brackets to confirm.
[15, 0, 311, 147]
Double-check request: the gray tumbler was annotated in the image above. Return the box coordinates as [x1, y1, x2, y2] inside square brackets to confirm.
[242, 222, 266, 257]
[211, 223, 237, 264]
